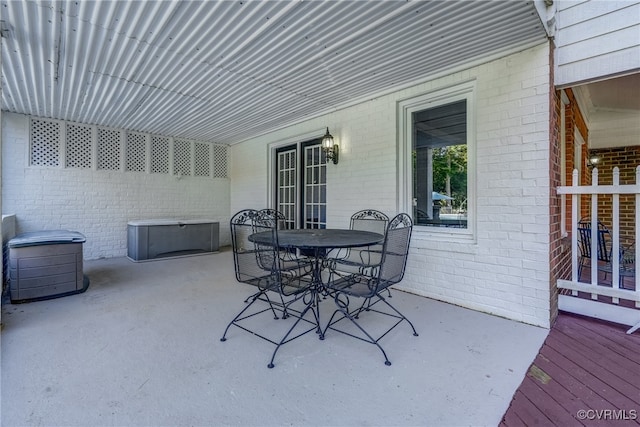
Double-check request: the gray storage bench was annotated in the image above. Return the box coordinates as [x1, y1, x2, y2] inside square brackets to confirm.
[127, 219, 219, 262]
[8, 230, 89, 303]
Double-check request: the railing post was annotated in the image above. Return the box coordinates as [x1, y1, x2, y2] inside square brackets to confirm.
[613, 169, 621, 284]
[612, 167, 620, 301]
[636, 166, 640, 309]
[571, 169, 579, 291]
[557, 165, 640, 331]
[590, 168, 598, 299]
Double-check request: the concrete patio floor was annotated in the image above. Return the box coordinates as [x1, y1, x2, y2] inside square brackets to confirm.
[1, 248, 548, 427]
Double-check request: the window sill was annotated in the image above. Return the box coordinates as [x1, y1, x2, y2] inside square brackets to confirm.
[411, 226, 478, 254]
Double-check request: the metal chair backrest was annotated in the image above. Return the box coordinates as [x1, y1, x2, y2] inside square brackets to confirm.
[350, 209, 389, 234]
[252, 210, 284, 273]
[577, 219, 612, 263]
[257, 209, 290, 230]
[230, 209, 281, 288]
[378, 213, 413, 287]
[230, 209, 262, 282]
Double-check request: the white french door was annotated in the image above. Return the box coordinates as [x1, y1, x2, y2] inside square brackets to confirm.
[275, 140, 326, 229]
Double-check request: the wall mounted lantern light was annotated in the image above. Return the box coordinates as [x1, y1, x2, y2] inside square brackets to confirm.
[587, 151, 602, 169]
[322, 127, 339, 165]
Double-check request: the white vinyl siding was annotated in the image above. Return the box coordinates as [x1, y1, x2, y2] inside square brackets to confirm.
[555, 1, 640, 86]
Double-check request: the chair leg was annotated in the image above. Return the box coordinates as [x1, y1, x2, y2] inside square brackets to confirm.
[326, 305, 392, 366]
[375, 293, 419, 337]
[220, 291, 278, 342]
[325, 291, 419, 365]
[276, 292, 291, 319]
[243, 290, 260, 303]
[323, 294, 393, 366]
[362, 290, 391, 312]
[577, 261, 583, 280]
[267, 298, 318, 368]
[355, 297, 371, 318]
[222, 290, 319, 368]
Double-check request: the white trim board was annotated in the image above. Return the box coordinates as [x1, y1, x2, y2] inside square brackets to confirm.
[558, 294, 640, 335]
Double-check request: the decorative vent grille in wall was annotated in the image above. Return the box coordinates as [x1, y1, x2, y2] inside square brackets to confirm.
[98, 128, 122, 171]
[213, 145, 228, 178]
[151, 135, 170, 174]
[194, 142, 211, 177]
[29, 117, 228, 178]
[174, 139, 192, 177]
[66, 123, 93, 169]
[126, 132, 147, 172]
[30, 119, 60, 167]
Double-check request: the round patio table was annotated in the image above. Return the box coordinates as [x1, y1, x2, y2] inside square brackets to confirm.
[250, 228, 383, 250]
[249, 228, 384, 338]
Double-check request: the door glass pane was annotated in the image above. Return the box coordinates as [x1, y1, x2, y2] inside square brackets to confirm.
[303, 144, 326, 229]
[277, 149, 296, 229]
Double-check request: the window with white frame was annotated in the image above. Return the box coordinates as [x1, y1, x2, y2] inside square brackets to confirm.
[398, 81, 476, 239]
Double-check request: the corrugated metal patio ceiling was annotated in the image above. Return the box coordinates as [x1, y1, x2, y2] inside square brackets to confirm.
[1, 0, 548, 145]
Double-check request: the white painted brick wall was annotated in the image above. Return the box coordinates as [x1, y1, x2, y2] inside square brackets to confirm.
[231, 43, 552, 327]
[2, 112, 231, 259]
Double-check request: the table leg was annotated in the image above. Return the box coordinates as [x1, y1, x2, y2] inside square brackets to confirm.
[311, 248, 326, 340]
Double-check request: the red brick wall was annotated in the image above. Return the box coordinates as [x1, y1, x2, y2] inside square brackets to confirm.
[563, 88, 590, 229]
[549, 42, 566, 325]
[588, 146, 640, 246]
[554, 85, 589, 302]
[550, 84, 565, 324]
[561, 87, 638, 263]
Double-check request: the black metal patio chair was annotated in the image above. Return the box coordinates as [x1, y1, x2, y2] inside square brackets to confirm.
[256, 208, 290, 229]
[333, 209, 391, 299]
[326, 209, 389, 272]
[256, 208, 314, 270]
[349, 209, 389, 263]
[322, 213, 418, 366]
[220, 209, 318, 368]
[577, 218, 635, 287]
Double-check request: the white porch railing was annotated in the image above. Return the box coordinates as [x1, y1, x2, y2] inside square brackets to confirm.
[556, 166, 640, 334]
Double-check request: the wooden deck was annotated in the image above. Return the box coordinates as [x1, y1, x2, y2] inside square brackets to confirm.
[501, 312, 640, 426]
